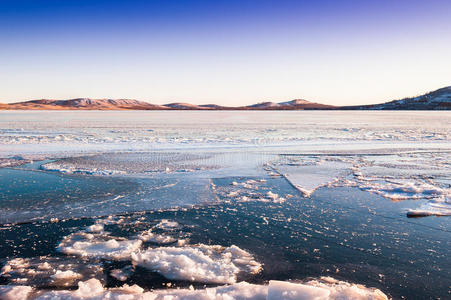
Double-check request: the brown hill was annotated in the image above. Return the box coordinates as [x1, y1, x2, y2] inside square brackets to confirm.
[342, 86, 451, 110]
[3, 98, 167, 110]
[244, 99, 335, 110]
[0, 98, 335, 110]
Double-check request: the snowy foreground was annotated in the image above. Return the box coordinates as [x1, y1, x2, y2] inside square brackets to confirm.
[0, 277, 388, 300]
[1, 217, 388, 300]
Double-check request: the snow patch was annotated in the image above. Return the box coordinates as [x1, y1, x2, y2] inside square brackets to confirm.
[155, 219, 179, 230]
[110, 266, 133, 281]
[407, 197, 451, 217]
[58, 232, 142, 260]
[138, 229, 177, 244]
[5, 277, 388, 300]
[0, 285, 33, 300]
[40, 162, 126, 176]
[131, 244, 262, 284]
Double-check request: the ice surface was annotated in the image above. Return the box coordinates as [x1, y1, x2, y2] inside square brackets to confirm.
[155, 219, 180, 230]
[274, 161, 351, 197]
[272, 152, 450, 217]
[50, 270, 82, 286]
[1, 111, 450, 158]
[58, 232, 142, 260]
[138, 229, 177, 244]
[214, 178, 290, 204]
[86, 224, 104, 232]
[1, 257, 103, 288]
[1, 111, 449, 298]
[110, 266, 133, 282]
[407, 197, 451, 217]
[131, 244, 262, 284]
[0, 285, 33, 300]
[267, 280, 331, 299]
[2, 277, 388, 300]
[39, 152, 215, 175]
[32, 279, 268, 300]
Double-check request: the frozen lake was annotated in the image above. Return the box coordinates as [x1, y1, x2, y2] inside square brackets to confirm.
[0, 111, 450, 299]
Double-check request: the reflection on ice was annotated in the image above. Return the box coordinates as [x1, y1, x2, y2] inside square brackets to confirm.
[274, 160, 351, 197]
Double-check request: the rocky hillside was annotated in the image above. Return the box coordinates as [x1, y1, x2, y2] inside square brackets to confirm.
[345, 87, 451, 110]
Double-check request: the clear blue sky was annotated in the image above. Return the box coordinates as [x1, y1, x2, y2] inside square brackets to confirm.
[1, 0, 450, 105]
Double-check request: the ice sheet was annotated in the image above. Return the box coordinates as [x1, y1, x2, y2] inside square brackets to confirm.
[1, 111, 449, 166]
[275, 161, 352, 197]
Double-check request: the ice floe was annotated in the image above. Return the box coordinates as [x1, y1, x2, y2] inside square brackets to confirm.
[270, 152, 451, 217]
[155, 219, 179, 230]
[58, 232, 142, 260]
[138, 229, 177, 244]
[215, 178, 289, 204]
[358, 180, 448, 201]
[407, 197, 451, 217]
[40, 162, 127, 176]
[131, 244, 262, 284]
[0, 285, 33, 300]
[275, 161, 351, 197]
[50, 270, 82, 285]
[1, 277, 388, 300]
[1, 257, 103, 287]
[86, 224, 105, 232]
[110, 266, 133, 281]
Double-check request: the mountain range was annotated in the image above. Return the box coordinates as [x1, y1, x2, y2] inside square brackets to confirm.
[0, 86, 450, 110]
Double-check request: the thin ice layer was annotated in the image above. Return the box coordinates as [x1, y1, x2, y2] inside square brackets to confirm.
[131, 244, 262, 284]
[40, 152, 215, 175]
[276, 161, 351, 196]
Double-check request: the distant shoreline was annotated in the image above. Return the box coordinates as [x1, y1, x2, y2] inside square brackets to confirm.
[1, 85, 450, 110]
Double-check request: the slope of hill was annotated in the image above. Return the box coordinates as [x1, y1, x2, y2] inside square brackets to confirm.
[247, 102, 281, 109]
[0, 98, 335, 110]
[345, 86, 451, 110]
[3, 98, 167, 110]
[163, 103, 212, 110]
[246, 99, 335, 110]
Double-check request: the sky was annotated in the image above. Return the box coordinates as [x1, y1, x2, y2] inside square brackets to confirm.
[1, 0, 451, 106]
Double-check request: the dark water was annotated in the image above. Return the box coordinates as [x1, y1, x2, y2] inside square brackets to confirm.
[0, 165, 214, 224]
[1, 165, 450, 299]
